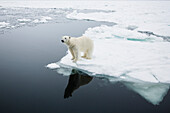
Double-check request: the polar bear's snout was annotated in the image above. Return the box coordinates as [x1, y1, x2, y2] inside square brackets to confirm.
[61, 40, 64, 43]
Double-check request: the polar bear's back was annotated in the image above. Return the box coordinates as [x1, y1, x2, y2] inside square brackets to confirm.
[75, 36, 94, 52]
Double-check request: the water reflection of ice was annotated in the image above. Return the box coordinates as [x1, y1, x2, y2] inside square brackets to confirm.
[124, 81, 169, 105]
[47, 65, 169, 105]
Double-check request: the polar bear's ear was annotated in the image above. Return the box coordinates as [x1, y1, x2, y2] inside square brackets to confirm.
[69, 36, 71, 39]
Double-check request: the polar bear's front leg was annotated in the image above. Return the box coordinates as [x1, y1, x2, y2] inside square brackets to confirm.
[69, 48, 75, 60]
[72, 47, 80, 63]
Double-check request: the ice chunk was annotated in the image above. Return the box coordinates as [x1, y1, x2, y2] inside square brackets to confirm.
[0, 22, 10, 28]
[40, 16, 52, 22]
[46, 63, 60, 69]
[18, 18, 31, 23]
[33, 16, 52, 23]
[33, 19, 40, 23]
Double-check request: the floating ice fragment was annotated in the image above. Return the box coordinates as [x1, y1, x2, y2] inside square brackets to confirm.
[46, 63, 60, 69]
[18, 18, 31, 23]
[0, 22, 10, 28]
[33, 16, 52, 23]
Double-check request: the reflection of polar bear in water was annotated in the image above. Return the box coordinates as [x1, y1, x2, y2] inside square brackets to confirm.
[61, 36, 94, 63]
[64, 69, 93, 98]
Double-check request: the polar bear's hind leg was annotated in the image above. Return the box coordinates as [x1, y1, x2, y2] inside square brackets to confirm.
[86, 49, 92, 59]
[82, 52, 87, 58]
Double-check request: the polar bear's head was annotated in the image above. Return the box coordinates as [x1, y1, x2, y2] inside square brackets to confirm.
[61, 36, 71, 45]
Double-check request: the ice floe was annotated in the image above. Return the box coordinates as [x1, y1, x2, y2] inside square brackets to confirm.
[1, 1, 170, 37]
[66, 1, 170, 37]
[45, 1, 170, 104]
[57, 25, 170, 84]
[47, 25, 170, 105]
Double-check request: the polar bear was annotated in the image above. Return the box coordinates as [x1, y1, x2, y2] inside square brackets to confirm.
[61, 36, 94, 63]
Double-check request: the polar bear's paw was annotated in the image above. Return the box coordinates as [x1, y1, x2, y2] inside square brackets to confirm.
[73, 59, 78, 63]
[71, 57, 75, 60]
[81, 55, 91, 60]
[81, 56, 86, 58]
[86, 57, 92, 60]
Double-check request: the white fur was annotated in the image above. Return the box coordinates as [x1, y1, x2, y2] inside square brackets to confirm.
[61, 36, 94, 63]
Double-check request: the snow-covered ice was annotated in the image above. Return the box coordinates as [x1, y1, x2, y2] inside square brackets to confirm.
[66, 1, 170, 37]
[57, 25, 170, 84]
[1, 1, 170, 37]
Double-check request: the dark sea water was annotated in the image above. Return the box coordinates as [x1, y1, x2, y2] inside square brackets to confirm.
[0, 21, 170, 113]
